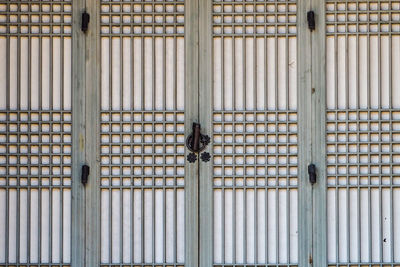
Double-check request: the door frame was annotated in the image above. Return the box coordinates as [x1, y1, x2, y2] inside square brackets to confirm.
[80, 0, 327, 266]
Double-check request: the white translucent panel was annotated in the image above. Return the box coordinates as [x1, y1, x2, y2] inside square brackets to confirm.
[326, 36, 335, 109]
[30, 189, 39, 263]
[245, 38, 254, 110]
[348, 189, 358, 262]
[245, 189, 255, 263]
[9, 37, 18, 110]
[133, 37, 142, 110]
[213, 189, 223, 263]
[102, 36, 184, 111]
[111, 189, 121, 263]
[0, 37, 6, 109]
[277, 38, 287, 110]
[337, 36, 346, 109]
[63, 38, 72, 110]
[101, 38, 110, 110]
[337, 188, 347, 262]
[122, 189, 131, 263]
[176, 189, 185, 263]
[122, 38, 131, 110]
[155, 38, 164, 111]
[31, 38, 40, 110]
[371, 189, 381, 262]
[235, 189, 244, 262]
[394, 36, 400, 108]
[154, 189, 164, 262]
[63, 189, 71, 262]
[52, 189, 61, 263]
[0, 189, 5, 261]
[394, 189, 400, 262]
[381, 36, 390, 108]
[144, 38, 153, 110]
[165, 189, 174, 262]
[42, 38, 51, 110]
[133, 189, 142, 263]
[278, 189, 288, 263]
[101, 189, 110, 263]
[213, 38, 222, 110]
[225, 189, 234, 263]
[256, 38, 265, 110]
[19, 190, 28, 263]
[266, 37, 276, 110]
[41, 189, 50, 262]
[382, 188, 391, 262]
[348, 36, 357, 109]
[267, 189, 277, 263]
[289, 189, 298, 263]
[52, 38, 61, 110]
[165, 38, 175, 110]
[176, 37, 185, 111]
[111, 38, 121, 111]
[327, 189, 336, 262]
[224, 38, 233, 110]
[358, 36, 368, 109]
[288, 37, 297, 110]
[8, 190, 17, 263]
[327, 36, 400, 110]
[256, 189, 266, 263]
[360, 188, 370, 262]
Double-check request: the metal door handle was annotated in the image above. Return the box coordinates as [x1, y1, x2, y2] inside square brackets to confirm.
[186, 123, 210, 163]
[186, 123, 210, 153]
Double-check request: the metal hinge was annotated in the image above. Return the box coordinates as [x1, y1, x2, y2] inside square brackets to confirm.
[81, 11, 90, 33]
[81, 165, 90, 185]
[308, 163, 316, 184]
[307, 11, 315, 31]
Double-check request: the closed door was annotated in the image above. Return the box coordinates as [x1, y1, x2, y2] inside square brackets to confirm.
[1, 0, 400, 267]
[325, 0, 400, 265]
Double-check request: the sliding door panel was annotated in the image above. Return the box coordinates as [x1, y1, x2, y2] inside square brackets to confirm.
[0, 1, 73, 265]
[325, 1, 400, 265]
[99, 0, 186, 265]
[211, 1, 298, 265]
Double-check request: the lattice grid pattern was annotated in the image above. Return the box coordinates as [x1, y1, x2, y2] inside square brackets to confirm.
[0, 0, 73, 264]
[100, 0, 184, 36]
[0, 0, 72, 36]
[0, 111, 72, 265]
[326, 0, 400, 265]
[99, 111, 185, 264]
[326, 0, 400, 34]
[100, 111, 185, 183]
[327, 110, 400, 179]
[212, 111, 298, 265]
[326, 109, 400, 265]
[212, 0, 296, 36]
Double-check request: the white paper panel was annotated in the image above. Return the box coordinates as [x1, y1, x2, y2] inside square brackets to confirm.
[326, 1, 400, 265]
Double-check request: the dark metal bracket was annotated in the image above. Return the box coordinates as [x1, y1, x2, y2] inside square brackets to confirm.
[307, 11, 315, 31]
[186, 123, 211, 163]
[81, 11, 90, 33]
[308, 163, 316, 184]
[81, 164, 90, 185]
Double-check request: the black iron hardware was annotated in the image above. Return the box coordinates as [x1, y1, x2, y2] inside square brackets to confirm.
[81, 11, 90, 33]
[187, 153, 197, 163]
[308, 163, 316, 184]
[186, 123, 211, 163]
[81, 164, 90, 185]
[200, 152, 211, 162]
[307, 11, 315, 31]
